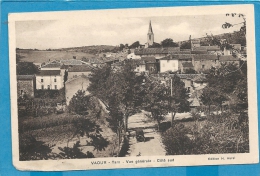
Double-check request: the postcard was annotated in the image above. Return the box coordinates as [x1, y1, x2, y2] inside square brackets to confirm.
[9, 4, 258, 171]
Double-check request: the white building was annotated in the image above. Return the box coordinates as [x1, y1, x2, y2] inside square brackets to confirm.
[36, 70, 63, 90]
[160, 55, 179, 73]
[67, 65, 92, 80]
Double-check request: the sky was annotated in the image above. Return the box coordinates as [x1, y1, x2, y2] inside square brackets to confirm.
[15, 11, 244, 49]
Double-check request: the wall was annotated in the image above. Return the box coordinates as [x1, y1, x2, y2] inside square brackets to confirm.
[193, 60, 219, 72]
[160, 60, 178, 73]
[67, 71, 91, 80]
[65, 76, 90, 105]
[36, 75, 63, 90]
[17, 79, 34, 97]
[134, 64, 146, 72]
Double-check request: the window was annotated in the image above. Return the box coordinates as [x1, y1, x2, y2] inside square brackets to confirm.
[149, 35, 151, 40]
[202, 65, 205, 69]
[55, 85, 57, 89]
[54, 78, 57, 82]
[47, 85, 50, 90]
[41, 79, 44, 82]
[20, 90, 23, 95]
[41, 85, 44, 90]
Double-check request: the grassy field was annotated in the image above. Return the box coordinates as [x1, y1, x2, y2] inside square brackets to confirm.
[17, 50, 96, 63]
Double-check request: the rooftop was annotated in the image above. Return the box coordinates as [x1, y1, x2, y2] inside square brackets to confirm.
[193, 45, 220, 51]
[141, 56, 156, 63]
[60, 59, 83, 65]
[37, 70, 61, 76]
[134, 47, 180, 55]
[219, 55, 239, 61]
[41, 63, 61, 68]
[193, 54, 218, 61]
[68, 65, 93, 72]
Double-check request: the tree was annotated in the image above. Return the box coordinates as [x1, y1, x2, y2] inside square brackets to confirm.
[68, 90, 91, 115]
[168, 75, 190, 126]
[16, 62, 39, 75]
[161, 38, 179, 47]
[143, 78, 168, 131]
[105, 60, 146, 131]
[184, 68, 197, 74]
[88, 64, 112, 100]
[148, 42, 161, 48]
[180, 41, 191, 49]
[119, 44, 125, 51]
[222, 13, 246, 36]
[129, 41, 140, 49]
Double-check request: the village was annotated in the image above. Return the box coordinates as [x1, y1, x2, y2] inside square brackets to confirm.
[16, 19, 249, 160]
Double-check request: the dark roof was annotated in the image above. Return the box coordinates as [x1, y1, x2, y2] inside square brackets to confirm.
[17, 75, 35, 80]
[60, 59, 82, 65]
[134, 47, 180, 55]
[41, 63, 61, 68]
[193, 54, 218, 61]
[60, 65, 70, 69]
[219, 55, 239, 61]
[141, 56, 156, 63]
[182, 62, 193, 68]
[68, 65, 93, 72]
[172, 54, 193, 60]
[133, 60, 146, 65]
[37, 70, 61, 76]
[160, 55, 178, 60]
[191, 50, 208, 54]
[193, 45, 220, 51]
[168, 51, 191, 54]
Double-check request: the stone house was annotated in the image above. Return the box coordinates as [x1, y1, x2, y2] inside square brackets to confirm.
[180, 62, 194, 73]
[17, 75, 35, 98]
[67, 65, 93, 80]
[193, 54, 219, 72]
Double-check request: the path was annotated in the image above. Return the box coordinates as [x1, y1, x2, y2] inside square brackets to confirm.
[126, 111, 166, 157]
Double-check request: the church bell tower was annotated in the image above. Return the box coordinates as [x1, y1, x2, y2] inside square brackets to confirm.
[147, 20, 154, 46]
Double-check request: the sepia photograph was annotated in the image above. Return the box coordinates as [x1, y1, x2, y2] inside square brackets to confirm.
[9, 4, 258, 171]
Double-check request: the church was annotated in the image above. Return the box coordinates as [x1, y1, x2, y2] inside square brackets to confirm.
[145, 20, 154, 48]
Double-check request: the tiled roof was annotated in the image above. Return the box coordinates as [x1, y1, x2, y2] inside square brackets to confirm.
[193, 54, 218, 61]
[17, 75, 35, 80]
[37, 70, 61, 76]
[168, 51, 191, 54]
[160, 55, 178, 60]
[134, 47, 180, 55]
[192, 45, 220, 51]
[41, 63, 61, 68]
[60, 59, 83, 65]
[172, 54, 193, 60]
[133, 60, 146, 65]
[141, 56, 156, 63]
[182, 62, 193, 68]
[191, 50, 208, 54]
[60, 65, 70, 69]
[219, 55, 239, 61]
[68, 65, 93, 72]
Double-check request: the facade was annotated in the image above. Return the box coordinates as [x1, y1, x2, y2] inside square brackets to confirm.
[65, 76, 90, 105]
[159, 55, 179, 73]
[193, 54, 219, 72]
[134, 60, 146, 73]
[180, 62, 194, 73]
[135, 47, 180, 59]
[67, 65, 93, 80]
[17, 75, 35, 98]
[219, 55, 240, 66]
[36, 70, 63, 90]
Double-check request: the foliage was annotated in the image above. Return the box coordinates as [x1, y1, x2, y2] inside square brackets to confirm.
[184, 68, 197, 74]
[162, 112, 249, 155]
[68, 90, 91, 115]
[19, 135, 52, 160]
[161, 38, 179, 47]
[88, 64, 112, 100]
[143, 78, 169, 130]
[222, 13, 246, 36]
[148, 42, 161, 48]
[180, 41, 191, 49]
[58, 141, 95, 159]
[16, 62, 39, 75]
[129, 41, 140, 49]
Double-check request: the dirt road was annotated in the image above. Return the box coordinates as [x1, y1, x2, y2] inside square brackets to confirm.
[126, 111, 166, 157]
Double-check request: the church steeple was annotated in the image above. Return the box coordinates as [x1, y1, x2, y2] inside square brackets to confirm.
[147, 20, 154, 47]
